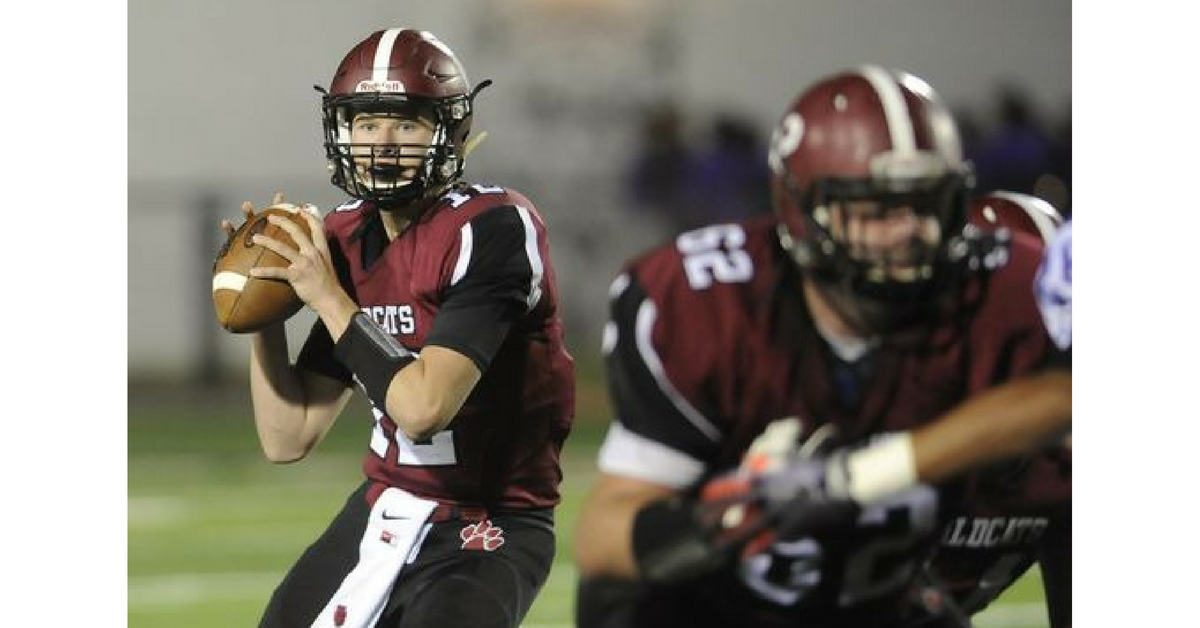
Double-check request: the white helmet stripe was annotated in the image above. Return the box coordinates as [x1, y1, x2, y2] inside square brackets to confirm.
[373, 28, 403, 83]
[987, 191, 1062, 243]
[857, 65, 917, 155]
[898, 72, 963, 162]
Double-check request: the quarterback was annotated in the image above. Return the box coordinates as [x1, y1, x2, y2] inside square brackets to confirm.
[221, 28, 575, 628]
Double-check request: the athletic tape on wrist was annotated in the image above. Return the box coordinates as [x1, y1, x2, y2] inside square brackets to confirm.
[333, 312, 415, 412]
[840, 432, 917, 504]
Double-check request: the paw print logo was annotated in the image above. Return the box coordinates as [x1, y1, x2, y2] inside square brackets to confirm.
[459, 519, 506, 551]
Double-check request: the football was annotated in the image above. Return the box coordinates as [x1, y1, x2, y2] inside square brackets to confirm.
[212, 204, 319, 333]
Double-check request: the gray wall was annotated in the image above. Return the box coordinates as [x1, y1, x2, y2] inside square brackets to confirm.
[129, 0, 1070, 378]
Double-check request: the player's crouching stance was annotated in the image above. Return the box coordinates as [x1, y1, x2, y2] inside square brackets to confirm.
[225, 28, 575, 628]
[573, 67, 1069, 628]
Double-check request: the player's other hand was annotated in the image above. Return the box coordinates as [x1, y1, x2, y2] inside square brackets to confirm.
[219, 191, 281, 237]
[697, 421, 860, 557]
[247, 195, 342, 313]
[757, 454, 858, 539]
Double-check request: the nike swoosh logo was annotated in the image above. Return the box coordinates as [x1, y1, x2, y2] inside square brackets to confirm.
[381, 511, 409, 520]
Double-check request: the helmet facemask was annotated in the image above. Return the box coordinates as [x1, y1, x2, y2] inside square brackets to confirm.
[320, 91, 475, 205]
[777, 168, 974, 335]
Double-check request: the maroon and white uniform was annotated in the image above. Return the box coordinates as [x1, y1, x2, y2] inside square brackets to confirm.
[297, 182, 576, 511]
[596, 215, 1057, 626]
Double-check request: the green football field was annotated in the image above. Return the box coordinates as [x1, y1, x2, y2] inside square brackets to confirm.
[129, 376, 1050, 628]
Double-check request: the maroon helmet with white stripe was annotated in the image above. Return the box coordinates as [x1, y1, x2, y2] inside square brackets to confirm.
[318, 28, 490, 204]
[968, 191, 1063, 246]
[768, 66, 980, 333]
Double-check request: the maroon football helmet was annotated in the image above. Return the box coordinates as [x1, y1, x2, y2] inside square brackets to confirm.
[319, 28, 490, 204]
[968, 191, 1063, 246]
[769, 66, 977, 333]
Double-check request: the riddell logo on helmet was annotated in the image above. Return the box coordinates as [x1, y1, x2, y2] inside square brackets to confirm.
[356, 79, 405, 93]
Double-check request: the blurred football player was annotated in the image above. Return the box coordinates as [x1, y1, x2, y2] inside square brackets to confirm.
[573, 67, 1069, 628]
[896, 193, 1070, 488]
[219, 28, 574, 628]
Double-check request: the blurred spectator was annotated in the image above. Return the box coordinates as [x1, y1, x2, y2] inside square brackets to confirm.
[688, 114, 771, 226]
[626, 102, 698, 234]
[626, 107, 769, 234]
[971, 85, 1055, 195]
[1037, 105, 1072, 217]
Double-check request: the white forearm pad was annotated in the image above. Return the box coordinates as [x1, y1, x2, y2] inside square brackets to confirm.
[842, 433, 917, 504]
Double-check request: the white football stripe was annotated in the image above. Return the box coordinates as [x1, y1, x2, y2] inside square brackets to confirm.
[607, 273, 631, 298]
[515, 205, 544, 310]
[899, 72, 963, 162]
[635, 300, 722, 441]
[373, 28, 403, 83]
[450, 223, 473, 286]
[597, 423, 706, 488]
[858, 65, 917, 154]
[988, 191, 1061, 243]
[211, 271, 247, 293]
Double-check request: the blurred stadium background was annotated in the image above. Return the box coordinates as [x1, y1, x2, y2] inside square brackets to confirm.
[129, 0, 1070, 625]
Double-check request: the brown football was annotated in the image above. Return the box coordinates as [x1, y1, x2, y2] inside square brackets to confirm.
[212, 204, 318, 333]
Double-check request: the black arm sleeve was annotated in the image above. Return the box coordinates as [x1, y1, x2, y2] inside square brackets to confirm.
[424, 206, 534, 371]
[296, 318, 354, 384]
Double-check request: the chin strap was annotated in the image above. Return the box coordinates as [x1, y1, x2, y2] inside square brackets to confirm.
[463, 131, 489, 157]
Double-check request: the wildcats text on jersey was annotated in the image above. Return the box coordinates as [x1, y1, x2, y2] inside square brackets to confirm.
[940, 516, 1048, 549]
[363, 304, 416, 335]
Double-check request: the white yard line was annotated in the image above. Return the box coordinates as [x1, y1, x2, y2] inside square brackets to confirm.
[128, 496, 191, 526]
[128, 572, 278, 606]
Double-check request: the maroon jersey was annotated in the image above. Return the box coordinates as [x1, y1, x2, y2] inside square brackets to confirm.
[297, 182, 575, 510]
[922, 447, 1071, 626]
[597, 215, 1058, 625]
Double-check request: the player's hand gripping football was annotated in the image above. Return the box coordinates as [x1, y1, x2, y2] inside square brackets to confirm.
[244, 193, 348, 316]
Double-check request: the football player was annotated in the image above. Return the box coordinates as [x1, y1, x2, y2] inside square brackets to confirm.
[572, 67, 1067, 628]
[219, 28, 575, 628]
[854, 192, 1070, 492]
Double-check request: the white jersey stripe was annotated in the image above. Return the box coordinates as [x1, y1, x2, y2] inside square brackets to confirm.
[597, 423, 707, 488]
[515, 205, 544, 311]
[450, 223, 473, 286]
[635, 300, 722, 441]
[373, 28, 403, 83]
[608, 273, 631, 299]
[858, 65, 917, 154]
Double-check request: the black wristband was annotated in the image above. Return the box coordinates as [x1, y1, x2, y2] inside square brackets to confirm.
[632, 497, 728, 585]
[333, 312, 416, 413]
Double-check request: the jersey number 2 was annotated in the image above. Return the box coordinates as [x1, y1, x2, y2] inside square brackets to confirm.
[369, 406, 457, 466]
